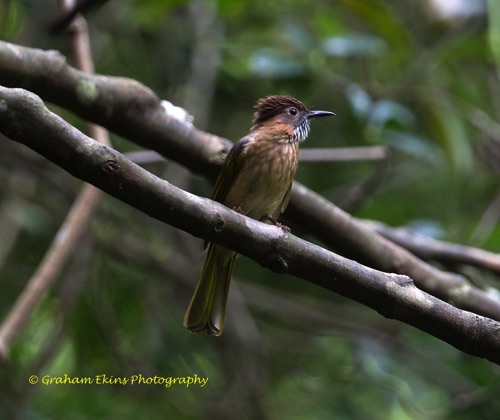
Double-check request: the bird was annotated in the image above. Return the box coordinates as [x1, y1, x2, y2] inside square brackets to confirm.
[183, 95, 334, 336]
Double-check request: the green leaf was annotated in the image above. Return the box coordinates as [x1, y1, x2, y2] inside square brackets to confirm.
[423, 97, 474, 173]
[323, 33, 387, 57]
[249, 49, 307, 78]
[488, 0, 500, 68]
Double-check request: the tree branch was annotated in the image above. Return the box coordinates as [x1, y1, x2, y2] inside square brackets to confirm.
[287, 184, 500, 321]
[0, 40, 499, 323]
[0, 6, 111, 361]
[1, 86, 500, 365]
[299, 146, 387, 162]
[0, 40, 230, 179]
[366, 220, 500, 274]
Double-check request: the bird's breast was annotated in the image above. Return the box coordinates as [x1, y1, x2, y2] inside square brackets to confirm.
[225, 137, 299, 220]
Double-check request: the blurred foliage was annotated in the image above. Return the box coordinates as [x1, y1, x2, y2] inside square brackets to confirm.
[1, 0, 500, 418]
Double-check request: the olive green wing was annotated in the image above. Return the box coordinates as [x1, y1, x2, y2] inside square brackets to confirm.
[270, 181, 293, 221]
[211, 136, 252, 204]
[280, 182, 293, 214]
[203, 136, 251, 251]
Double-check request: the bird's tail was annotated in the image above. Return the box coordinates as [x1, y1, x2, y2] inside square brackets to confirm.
[183, 244, 236, 336]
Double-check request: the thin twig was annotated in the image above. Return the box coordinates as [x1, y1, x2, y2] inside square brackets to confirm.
[48, 0, 109, 34]
[299, 146, 387, 162]
[0, 186, 102, 360]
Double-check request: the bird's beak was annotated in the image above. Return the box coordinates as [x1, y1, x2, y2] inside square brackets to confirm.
[307, 110, 335, 119]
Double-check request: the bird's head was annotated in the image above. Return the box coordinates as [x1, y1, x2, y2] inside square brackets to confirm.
[251, 95, 334, 142]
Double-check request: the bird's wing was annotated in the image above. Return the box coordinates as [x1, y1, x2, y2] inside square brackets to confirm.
[278, 182, 293, 215]
[269, 181, 293, 222]
[211, 136, 252, 204]
[202, 136, 252, 251]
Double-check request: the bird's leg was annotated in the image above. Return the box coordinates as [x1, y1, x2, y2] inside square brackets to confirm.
[267, 217, 291, 233]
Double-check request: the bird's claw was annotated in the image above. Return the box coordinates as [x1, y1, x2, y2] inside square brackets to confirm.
[269, 217, 291, 232]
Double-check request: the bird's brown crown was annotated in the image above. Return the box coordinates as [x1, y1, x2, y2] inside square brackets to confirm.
[252, 95, 308, 125]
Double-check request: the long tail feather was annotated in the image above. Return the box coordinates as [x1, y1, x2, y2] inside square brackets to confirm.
[183, 244, 236, 336]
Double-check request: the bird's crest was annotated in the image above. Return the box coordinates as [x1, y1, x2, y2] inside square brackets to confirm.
[252, 95, 308, 125]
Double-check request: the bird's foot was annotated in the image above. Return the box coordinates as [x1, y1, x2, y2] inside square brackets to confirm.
[232, 206, 244, 214]
[268, 217, 291, 233]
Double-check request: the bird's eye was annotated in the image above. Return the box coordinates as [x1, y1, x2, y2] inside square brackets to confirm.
[289, 107, 298, 116]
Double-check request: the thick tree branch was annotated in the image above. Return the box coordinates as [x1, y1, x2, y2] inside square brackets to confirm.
[1, 86, 500, 365]
[287, 185, 500, 321]
[0, 40, 499, 321]
[0, 40, 230, 179]
[366, 220, 500, 274]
